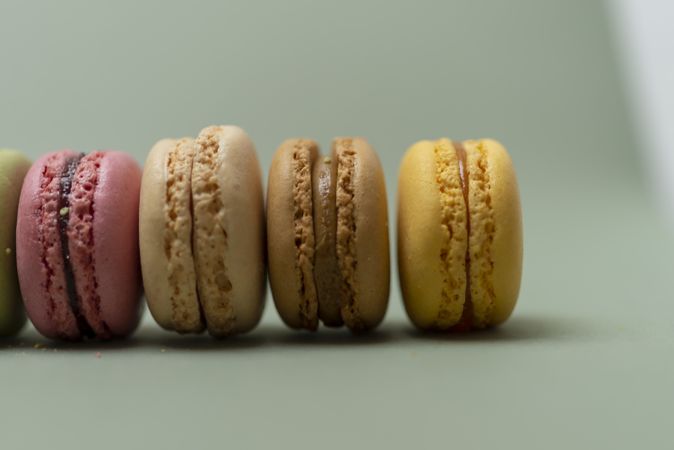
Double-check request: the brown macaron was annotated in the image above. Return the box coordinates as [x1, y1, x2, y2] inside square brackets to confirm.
[267, 137, 389, 332]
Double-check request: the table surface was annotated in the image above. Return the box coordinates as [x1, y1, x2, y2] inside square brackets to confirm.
[2, 184, 671, 450]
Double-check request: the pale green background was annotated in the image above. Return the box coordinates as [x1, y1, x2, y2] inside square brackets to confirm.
[0, 1, 670, 449]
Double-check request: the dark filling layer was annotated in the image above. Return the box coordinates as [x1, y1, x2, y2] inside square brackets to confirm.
[58, 153, 94, 338]
[312, 154, 343, 327]
[454, 142, 473, 330]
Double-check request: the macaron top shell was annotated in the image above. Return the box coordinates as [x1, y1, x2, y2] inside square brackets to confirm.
[91, 152, 143, 335]
[399, 141, 459, 329]
[140, 138, 202, 333]
[398, 138, 522, 330]
[335, 138, 390, 330]
[267, 139, 320, 330]
[192, 125, 266, 336]
[19, 150, 79, 338]
[464, 139, 522, 325]
[17, 150, 142, 340]
[0, 149, 30, 336]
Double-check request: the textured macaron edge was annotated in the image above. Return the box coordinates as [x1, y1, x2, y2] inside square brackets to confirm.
[463, 141, 496, 327]
[267, 139, 319, 330]
[464, 139, 522, 326]
[192, 126, 235, 335]
[140, 138, 204, 333]
[67, 151, 111, 338]
[435, 140, 469, 328]
[17, 151, 81, 339]
[397, 140, 468, 330]
[211, 125, 266, 335]
[336, 137, 390, 331]
[191, 125, 266, 336]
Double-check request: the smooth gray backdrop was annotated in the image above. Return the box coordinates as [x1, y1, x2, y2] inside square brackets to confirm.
[1, 1, 669, 449]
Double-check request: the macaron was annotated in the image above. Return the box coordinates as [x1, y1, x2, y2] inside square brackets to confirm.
[0, 149, 31, 336]
[139, 125, 266, 337]
[16, 150, 143, 340]
[398, 139, 522, 331]
[267, 137, 390, 331]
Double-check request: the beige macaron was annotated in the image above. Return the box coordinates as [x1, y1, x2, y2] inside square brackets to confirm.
[267, 137, 390, 332]
[398, 138, 522, 330]
[139, 125, 266, 337]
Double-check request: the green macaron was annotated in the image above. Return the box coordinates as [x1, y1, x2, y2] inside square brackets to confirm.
[0, 149, 31, 336]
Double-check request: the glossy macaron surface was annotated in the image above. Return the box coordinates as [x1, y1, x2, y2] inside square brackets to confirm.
[0, 149, 31, 336]
[16, 151, 142, 340]
[398, 138, 522, 330]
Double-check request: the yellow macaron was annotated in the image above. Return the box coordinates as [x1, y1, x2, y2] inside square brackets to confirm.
[397, 138, 522, 330]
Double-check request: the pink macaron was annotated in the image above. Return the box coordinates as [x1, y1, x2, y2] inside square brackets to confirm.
[16, 150, 143, 340]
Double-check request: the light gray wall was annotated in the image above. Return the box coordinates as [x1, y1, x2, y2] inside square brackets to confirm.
[0, 0, 636, 193]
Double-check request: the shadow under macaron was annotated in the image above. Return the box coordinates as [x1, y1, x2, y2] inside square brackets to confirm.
[0, 325, 144, 352]
[0, 315, 602, 351]
[407, 314, 598, 343]
[262, 324, 405, 347]
[140, 324, 404, 350]
[139, 326, 269, 351]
